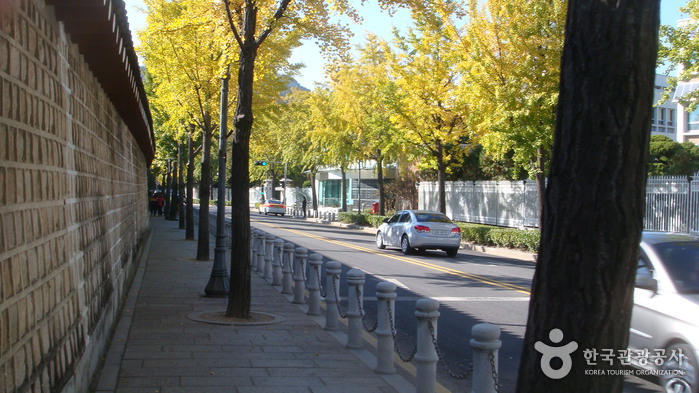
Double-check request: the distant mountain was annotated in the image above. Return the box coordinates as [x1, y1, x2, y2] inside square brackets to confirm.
[283, 79, 310, 95]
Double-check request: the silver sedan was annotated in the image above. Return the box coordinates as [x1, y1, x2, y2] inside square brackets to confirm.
[632, 232, 699, 393]
[375, 210, 462, 257]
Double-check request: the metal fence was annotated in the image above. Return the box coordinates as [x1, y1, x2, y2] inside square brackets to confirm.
[419, 181, 539, 228]
[644, 175, 699, 233]
[419, 175, 699, 233]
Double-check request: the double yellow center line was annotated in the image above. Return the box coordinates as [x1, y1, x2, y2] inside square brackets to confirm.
[256, 222, 532, 296]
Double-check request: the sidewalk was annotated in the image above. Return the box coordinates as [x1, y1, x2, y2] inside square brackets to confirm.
[92, 217, 414, 393]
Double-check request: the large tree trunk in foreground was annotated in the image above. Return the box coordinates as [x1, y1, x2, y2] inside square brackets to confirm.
[226, 2, 257, 320]
[516, 2, 659, 393]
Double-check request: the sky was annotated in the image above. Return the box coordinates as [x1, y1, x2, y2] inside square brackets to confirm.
[124, 0, 689, 89]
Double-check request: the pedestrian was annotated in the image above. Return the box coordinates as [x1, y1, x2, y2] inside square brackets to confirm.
[156, 193, 165, 216]
[149, 193, 158, 216]
[302, 195, 307, 218]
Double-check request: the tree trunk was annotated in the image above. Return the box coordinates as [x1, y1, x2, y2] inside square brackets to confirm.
[534, 147, 546, 230]
[186, 129, 195, 240]
[311, 170, 318, 211]
[376, 151, 385, 215]
[178, 143, 186, 229]
[436, 139, 446, 214]
[164, 161, 172, 218]
[168, 150, 179, 221]
[197, 118, 212, 261]
[270, 163, 277, 200]
[516, 2, 659, 393]
[341, 166, 347, 212]
[226, 2, 257, 320]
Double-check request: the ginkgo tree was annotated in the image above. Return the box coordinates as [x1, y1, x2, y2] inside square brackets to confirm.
[330, 38, 402, 215]
[140, 0, 232, 260]
[382, 12, 470, 214]
[219, 0, 432, 319]
[462, 0, 565, 225]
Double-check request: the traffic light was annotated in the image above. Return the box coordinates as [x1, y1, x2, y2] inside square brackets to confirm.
[254, 160, 268, 166]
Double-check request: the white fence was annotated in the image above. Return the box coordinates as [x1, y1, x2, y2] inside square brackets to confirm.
[419, 181, 539, 228]
[419, 175, 699, 232]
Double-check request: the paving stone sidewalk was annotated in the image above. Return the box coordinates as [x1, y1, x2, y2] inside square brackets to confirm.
[93, 217, 414, 393]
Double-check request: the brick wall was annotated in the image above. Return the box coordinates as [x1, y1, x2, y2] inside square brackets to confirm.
[0, 1, 151, 392]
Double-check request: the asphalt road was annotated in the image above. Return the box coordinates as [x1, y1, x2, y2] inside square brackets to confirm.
[246, 211, 663, 393]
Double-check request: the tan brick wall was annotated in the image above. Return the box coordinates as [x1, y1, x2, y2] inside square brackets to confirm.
[0, 1, 150, 392]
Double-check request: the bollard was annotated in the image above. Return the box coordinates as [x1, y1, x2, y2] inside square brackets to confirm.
[415, 298, 440, 393]
[346, 268, 365, 349]
[375, 282, 397, 374]
[307, 253, 323, 316]
[272, 238, 284, 286]
[292, 247, 308, 304]
[282, 242, 294, 295]
[250, 230, 259, 272]
[256, 232, 266, 274]
[324, 261, 342, 331]
[264, 234, 275, 282]
[470, 323, 501, 393]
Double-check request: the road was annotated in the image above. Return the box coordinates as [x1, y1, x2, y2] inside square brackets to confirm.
[244, 211, 663, 393]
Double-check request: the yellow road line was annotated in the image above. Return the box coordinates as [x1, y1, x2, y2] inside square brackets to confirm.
[256, 221, 531, 296]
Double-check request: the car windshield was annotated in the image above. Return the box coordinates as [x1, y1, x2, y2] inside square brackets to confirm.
[654, 242, 699, 294]
[415, 213, 453, 223]
[267, 200, 282, 204]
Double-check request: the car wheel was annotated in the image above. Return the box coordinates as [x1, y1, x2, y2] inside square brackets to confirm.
[446, 248, 458, 257]
[376, 232, 386, 249]
[281, 213, 285, 217]
[661, 343, 697, 393]
[400, 235, 412, 255]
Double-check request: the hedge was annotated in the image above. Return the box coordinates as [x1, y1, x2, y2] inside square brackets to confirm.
[456, 223, 540, 252]
[337, 212, 372, 227]
[337, 213, 540, 252]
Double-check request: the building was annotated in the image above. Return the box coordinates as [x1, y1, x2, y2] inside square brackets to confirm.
[674, 77, 699, 144]
[315, 161, 396, 211]
[651, 74, 679, 138]
[1, 1, 154, 392]
[666, 18, 699, 145]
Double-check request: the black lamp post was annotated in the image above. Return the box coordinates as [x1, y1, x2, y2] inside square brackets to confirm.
[205, 72, 231, 297]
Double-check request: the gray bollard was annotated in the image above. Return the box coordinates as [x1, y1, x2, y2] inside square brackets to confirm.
[256, 232, 266, 274]
[470, 323, 501, 393]
[250, 229, 259, 272]
[282, 242, 294, 295]
[272, 238, 284, 286]
[375, 282, 397, 374]
[293, 247, 308, 304]
[346, 268, 365, 349]
[415, 298, 440, 393]
[307, 253, 323, 316]
[324, 261, 342, 331]
[264, 234, 275, 282]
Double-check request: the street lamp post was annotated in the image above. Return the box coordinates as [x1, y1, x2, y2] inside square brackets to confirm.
[205, 72, 231, 297]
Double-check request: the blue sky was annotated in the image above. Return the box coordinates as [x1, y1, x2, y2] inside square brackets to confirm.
[124, 0, 689, 89]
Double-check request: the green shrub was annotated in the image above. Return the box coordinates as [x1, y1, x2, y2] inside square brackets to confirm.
[456, 223, 540, 252]
[337, 212, 371, 226]
[367, 215, 389, 228]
